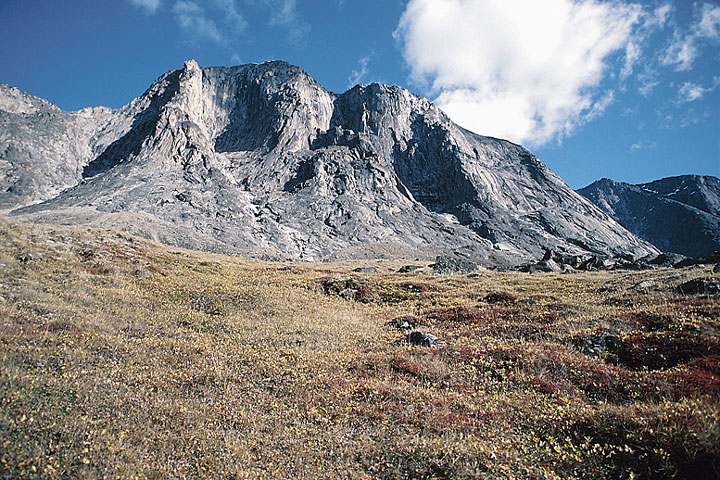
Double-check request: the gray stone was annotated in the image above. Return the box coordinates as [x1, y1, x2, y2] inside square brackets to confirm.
[431, 255, 478, 275]
[322, 277, 365, 295]
[397, 265, 421, 273]
[2, 60, 659, 263]
[575, 330, 622, 363]
[673, 253, 720, 269]
[352, 267, 378, 273]
[17, 252, 35, 263]
[675, 278, 720, 295]
[406, 331, 446, 348]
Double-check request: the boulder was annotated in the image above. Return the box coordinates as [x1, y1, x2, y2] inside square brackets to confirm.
[322, 277, 376, 301]
[322, 277, 365, 294]
[483, 291, 517, 303]
[397, 265, 421, 273]
[352, 267, 378, 273]
[517, 258, 564, 273]
[406, 331, 447, 348]
[675, 278, 720, 295]
[648, 253, 687, 266]
[431, 255, 477, 275]
[579, 256, 612, 271]
[574, 330, 622, 364]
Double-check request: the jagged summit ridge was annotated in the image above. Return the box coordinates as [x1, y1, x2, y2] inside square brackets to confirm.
[1, 60, 658, 263]
[578, 175, 720, 257]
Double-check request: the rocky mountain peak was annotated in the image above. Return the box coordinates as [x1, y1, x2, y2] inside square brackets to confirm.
[0, 83, 60, 115]
[183, 58, 200, 73]
[2, 60, 659, 263]
[578, 175, 720, 257]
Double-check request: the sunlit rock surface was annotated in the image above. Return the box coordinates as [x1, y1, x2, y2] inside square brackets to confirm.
[1, 60, 658, 263]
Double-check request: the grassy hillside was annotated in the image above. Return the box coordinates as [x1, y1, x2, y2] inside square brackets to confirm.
[1, 217, 718, 479]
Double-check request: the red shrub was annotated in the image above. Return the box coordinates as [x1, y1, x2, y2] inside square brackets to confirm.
[390, 355, 423, 376]
[670, 355, 720, 397]
[619, 332, 720, 370]
[529, 376, 563, 395]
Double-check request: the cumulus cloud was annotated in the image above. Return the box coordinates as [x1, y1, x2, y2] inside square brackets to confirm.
[129, 0, 161, 14]
[348, 55, 371, 87]
[662, 2, 720, 71]
[395, 0, 656, 146]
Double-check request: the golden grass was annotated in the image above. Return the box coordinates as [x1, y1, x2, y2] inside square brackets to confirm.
[0, 216, 718, 479]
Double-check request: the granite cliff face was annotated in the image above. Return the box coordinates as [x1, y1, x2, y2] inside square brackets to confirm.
[1, 60, 658, 263]
[578, 176, 720, 257]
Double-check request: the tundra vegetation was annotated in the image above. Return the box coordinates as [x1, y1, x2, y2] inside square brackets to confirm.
[0, 217, 718, 479]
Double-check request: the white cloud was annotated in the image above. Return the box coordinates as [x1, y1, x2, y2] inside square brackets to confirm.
[230, 52, 243, 65]
[662, 2, 720, 71]
[637, 68, 660, 97]
[173, 1, 223, 44]
[698, 2, 720, 38]
[129, 0, 161, 14]
[214, 0, 248, 33]
[395, 0, 645, 146]
[663, 32, 699, 71]
[638, 79, 660, 97]
[268, 0, 295, 25]
[171, 0, 247, 46]
[678, 77, 720, 102]
[586, 91, 615, 121]
[678, 82, 706, 102]
[645, 3, 672, 30]
[265, 0, 309, 43]
[630, 140, 656, 152]
[348, 55, 371, 87]
[621, 4, 672, 82]
[620, 41, 642, 82]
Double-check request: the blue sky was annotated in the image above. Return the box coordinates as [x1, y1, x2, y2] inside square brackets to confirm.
[1, 0, 718, 189]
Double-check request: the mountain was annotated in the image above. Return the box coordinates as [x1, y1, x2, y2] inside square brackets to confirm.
[578, 176, 720, 257]
[0, 60, 657, 263]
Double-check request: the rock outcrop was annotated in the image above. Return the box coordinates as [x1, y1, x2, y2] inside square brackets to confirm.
[578, 176, 720, 257]
[1, 60, 658, 263]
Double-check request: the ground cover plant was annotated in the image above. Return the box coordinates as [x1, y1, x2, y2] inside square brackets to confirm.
[0, 217, 718, 479]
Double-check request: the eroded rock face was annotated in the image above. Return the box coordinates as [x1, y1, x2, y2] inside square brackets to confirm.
[2, 60, 658, 263]
[578, 176, 720, 257]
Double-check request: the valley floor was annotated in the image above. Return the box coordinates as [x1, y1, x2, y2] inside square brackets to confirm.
[0, 217, 718, 479]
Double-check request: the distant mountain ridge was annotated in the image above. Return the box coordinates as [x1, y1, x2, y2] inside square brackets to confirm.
[1, 59, 657, 263]
[578, 175, 720, 257]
